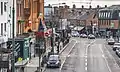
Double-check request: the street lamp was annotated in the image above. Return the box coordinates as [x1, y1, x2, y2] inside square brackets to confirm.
[11, 0, 15, 72]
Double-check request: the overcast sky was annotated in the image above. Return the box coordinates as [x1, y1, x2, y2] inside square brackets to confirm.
[44, 0, 120, 8]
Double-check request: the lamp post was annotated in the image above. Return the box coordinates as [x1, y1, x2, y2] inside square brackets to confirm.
[11, 0, 15, 72]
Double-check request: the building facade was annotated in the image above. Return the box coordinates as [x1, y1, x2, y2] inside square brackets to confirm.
[24, 0, 44, 33]
[0, 0, 17, 48]
[98, 5, 120, 37]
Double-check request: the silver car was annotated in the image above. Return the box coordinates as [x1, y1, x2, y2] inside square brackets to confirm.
[47, 55, 61, 68]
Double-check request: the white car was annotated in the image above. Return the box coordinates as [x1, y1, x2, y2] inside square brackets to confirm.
[71, 31, 79, 37]
[108, 38, 115, 45]
[113, 43, 120, 51]
[88, 34, 95, 39]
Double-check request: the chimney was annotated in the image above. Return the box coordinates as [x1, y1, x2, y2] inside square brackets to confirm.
[89, 5, 92, 9]
[73, 4, 76, 8]
[97, 5, 99, 8]
[65, 5, 69, 9]
[59, 6, 63, 9]
[105, 5, 107, 8]
[82, 5, 84, 9]
[48, 4, 51, 7]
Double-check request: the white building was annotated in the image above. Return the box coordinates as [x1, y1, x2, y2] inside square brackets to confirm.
[0, 0, 17, 48]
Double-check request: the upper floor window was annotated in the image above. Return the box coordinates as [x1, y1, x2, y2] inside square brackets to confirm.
[108, 12, 110, 18]
[1, 23, 3, 35]
[1, 2, 3, 15]
[4, 2, 7, 12]
[106, 12, 107, 18]
[4, 23, 6, 31]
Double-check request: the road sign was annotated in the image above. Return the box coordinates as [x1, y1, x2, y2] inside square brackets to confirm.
[111, 22, 114, 28]
[18, 57, 23, 62]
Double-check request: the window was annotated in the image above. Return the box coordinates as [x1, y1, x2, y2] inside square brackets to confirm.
[4, 2, 7, 12]
[9, 7, 11, 18]
[108, 12, 110, 18]
[106, 12, 107, 18]
[1, 2, 3, 15]
[1, 23, 3, 35]
[4, 23, 6, 31]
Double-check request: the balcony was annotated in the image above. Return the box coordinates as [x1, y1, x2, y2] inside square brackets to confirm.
[24, 8, 30, 19]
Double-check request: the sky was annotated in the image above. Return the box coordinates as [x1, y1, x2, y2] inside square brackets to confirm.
[44, 0, 120, 8]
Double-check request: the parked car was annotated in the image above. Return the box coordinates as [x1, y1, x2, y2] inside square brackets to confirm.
[116, 47, 120, 57]
[88, 34, 95, 39]
[80, 34, 87, 38]
[71, 31, 79, 37]
[47, 55, 61, 68]
[113, 43, 120, 51]
[108, 38, 115, 45]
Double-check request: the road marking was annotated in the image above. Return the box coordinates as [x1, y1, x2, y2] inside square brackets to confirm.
[99, 46, 112, 72]
[85, 55, 87, 58]
[85, 62, 87, 66]
[85, 67, 87, 71]
[67, 55, 70, 57]
[85, 59, 87, 62]
[59, 41, 77, 70]
[102, 54, 105, 58]
[104, 44, 120, 68]
[59, 40, 72, 54]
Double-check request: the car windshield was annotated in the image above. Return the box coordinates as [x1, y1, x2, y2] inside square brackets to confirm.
[49, 55, 59, 61]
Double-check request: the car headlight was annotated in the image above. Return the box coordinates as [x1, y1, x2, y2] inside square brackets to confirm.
[47, 62, 50, 64]
[55, 61, 59, 64]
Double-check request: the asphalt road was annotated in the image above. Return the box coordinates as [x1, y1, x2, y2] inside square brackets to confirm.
[44, 39, 76, 72]
[61, 38, 120, 72]
[42, 37, 120, 72]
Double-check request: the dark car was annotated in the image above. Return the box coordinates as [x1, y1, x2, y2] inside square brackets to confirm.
[113, 43, 120, 51]
[116, 47, 120, 57]
[47, 55, 61, 68]
[88, 34, 95, 39]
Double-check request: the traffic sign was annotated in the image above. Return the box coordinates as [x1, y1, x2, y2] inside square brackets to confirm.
[111, 22, 114, 28]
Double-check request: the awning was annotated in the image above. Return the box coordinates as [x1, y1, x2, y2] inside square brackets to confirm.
[15, 60, 28, 67]
[74, 26, 84, 31]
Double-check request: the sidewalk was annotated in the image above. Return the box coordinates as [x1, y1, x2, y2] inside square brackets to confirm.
[25, 42, 62, 72]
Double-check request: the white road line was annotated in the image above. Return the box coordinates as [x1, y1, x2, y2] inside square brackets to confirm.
[85, 59, 87, 62]
[104, 44, 120, 68]
[59, 41, 77, 70]
[59, 40, 72, 54]
[85, 67, 87, 71]
[85, 62, 88, 66]
[99, 46, 112, 72]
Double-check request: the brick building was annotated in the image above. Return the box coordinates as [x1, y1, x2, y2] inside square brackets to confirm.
[98, 5, 120, 37]
[16, 0, 44, 35]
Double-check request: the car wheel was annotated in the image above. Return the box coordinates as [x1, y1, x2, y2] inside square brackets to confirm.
[113, 48, 116, 51]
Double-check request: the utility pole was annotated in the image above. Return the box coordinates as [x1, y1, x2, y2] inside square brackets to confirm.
[11, 0, 15, 72]
[50, 21, 54, 53]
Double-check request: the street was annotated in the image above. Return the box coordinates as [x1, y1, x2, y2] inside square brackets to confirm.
[44, 38, 120, 72]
